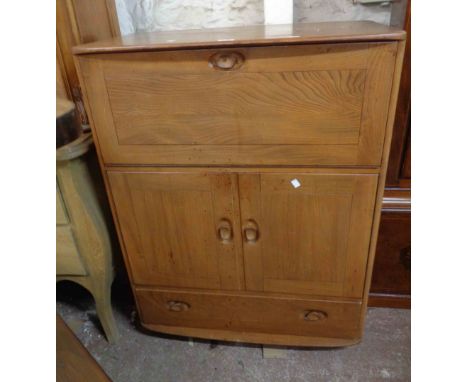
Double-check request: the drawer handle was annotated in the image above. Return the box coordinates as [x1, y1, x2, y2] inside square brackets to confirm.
[166, 301, 190, 312]
[209, 52, 244, 71]
[243, 220, 259, 243]
[217, 219, 233, 242]
[304, 310, 328, 322]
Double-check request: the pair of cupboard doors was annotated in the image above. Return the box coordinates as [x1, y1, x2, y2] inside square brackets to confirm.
[109, 168, 377, 300]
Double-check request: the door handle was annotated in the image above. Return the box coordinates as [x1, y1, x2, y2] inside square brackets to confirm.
[304, 310, 328, 322]
[209, 51, 244, 70]
[217, 219, 233, 243]
[166, 301, 190, 312]
[243, 220, 259, 243]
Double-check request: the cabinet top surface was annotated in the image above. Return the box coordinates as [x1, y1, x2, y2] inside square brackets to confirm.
[73, 21, 405, 55]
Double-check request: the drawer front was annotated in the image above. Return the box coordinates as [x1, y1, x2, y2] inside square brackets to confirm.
[78, 42, 397, 166]
[56, 226, 87, 276]
[135, 288, 362, 340]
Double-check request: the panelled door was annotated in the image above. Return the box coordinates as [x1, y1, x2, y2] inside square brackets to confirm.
[108, 171, 244, 290]
[239, 172, 378, 298]
[108, 170, 377, 298]
[78, 42, 397, 166]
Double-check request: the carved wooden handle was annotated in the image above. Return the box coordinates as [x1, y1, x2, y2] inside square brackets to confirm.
[209, 52, 244, 70]
[217, 219, 233, 242]
[304, 310, 328, 322]
[166, 301, 190, 312]
[243, 220, 259, 243]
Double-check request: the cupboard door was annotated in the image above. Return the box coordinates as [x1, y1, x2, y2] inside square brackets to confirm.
[77, 42, 397, 166]
[240, 172, 378, 298]
[108, 171, 244, 290]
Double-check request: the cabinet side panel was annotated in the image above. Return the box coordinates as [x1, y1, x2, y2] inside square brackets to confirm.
[359, 40, 407, 333]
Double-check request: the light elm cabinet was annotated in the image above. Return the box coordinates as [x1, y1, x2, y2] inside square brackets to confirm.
[74, 21, 406, 346]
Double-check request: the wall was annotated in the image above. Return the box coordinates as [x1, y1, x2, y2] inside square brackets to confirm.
[115, 0, 263, 35]
[294, 0, 390, 25]
[115, 0, 392, 35]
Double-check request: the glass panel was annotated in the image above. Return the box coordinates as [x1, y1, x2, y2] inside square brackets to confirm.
[113, 0, 392, 36]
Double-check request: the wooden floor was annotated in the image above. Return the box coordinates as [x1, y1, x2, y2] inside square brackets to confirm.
[56, 314, 111, 382]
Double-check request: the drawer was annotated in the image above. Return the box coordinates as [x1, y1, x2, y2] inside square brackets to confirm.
[56, 226, 87, 276]
[135, 288, 362, 340]
[78, 42, 397, 166]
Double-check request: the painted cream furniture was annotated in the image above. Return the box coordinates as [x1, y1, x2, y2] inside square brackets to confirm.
[56, 130, 119, 343]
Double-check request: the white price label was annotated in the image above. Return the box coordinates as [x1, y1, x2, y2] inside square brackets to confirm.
[290, 178, 301, 188]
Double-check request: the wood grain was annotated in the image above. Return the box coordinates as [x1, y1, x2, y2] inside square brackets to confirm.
[401, 130, 411, 179]
[135, 287, 362, 342]
[73, 21, 405, 55]
[76, 42, 396, 166]
[368, 293, 410, 309]
[142, 322, 360, 347]
[73, 24, 407, 347]
[57, 46, 71, 99]
[372, 0, 411, 307]
[71, 0, 120, 43]
[370, 211, 410, 300]
[107, 170, 244, 290]
[57, 315, 111, 382]
[386, 1, 411, 187]
[107, 69, 365, 145]
[240, 171, 378, 298]
[358, 39, 407, 335]
[57, 0, 81, 100]
[56, 0, 120, 123]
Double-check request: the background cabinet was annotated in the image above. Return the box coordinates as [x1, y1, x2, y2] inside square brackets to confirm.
[369, 0, 411, 308]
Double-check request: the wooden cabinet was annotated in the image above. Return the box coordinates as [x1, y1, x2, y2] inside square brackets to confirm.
[74, 22, 406, 347]
[239, 172, 377, 299]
